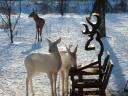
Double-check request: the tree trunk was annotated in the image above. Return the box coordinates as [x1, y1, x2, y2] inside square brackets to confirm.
[8, 8, 13, 43]
[91, 0, 106, 37]
[10, 29, 13, 43]
[60, 0, 64, 16]
[100, 0, 106, 37]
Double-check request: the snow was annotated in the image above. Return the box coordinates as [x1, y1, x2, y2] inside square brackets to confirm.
[0, 13, 128, 96]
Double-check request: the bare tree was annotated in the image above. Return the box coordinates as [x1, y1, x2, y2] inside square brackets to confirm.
[0, 0, 21, 43]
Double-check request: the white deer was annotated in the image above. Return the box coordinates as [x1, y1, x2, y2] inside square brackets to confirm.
[24, 38, 62, 96]
[60, 45, 78, 96]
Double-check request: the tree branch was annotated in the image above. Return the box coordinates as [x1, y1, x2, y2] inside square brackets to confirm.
[12, 0, 21, 32]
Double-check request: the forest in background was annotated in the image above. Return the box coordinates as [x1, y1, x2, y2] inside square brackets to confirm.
[0, 0, 128, 15]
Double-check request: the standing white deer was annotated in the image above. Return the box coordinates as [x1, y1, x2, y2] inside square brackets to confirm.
[24, 38, 62, 96]
[60, 45, 78, 96]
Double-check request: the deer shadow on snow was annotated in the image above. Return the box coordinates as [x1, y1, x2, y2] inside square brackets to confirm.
[22, 41, 42, 55]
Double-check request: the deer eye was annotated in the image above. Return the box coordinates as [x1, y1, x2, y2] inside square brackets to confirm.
[49, 49, 51, 52]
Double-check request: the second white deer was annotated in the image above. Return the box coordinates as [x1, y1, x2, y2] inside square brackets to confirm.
[60, 45, 78, 96]
[24, 38, 62, 96]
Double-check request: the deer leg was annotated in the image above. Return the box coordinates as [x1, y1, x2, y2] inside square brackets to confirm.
[38, 30, 40, 42]
[65, 69, 69, 96]
[61, 71, 65, 96]
[40, 30, 42, 41]
[36, 26, 40, 42]
[35, 32, 37, 39]
[53, 72, 57, 96]
[36, 27, 38, 39]
[26, 70, 34, 96]
[26, 77, 29, 96]
[39, 28, 42, 42]
[47, 73, 54, 96]
[30, 79, 34, 96]
[26, 76, 33, 96]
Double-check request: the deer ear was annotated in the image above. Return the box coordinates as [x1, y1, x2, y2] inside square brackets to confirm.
[47, 38, 51, 44]
[55, 38, 61, 44]
[74, 44, 78, 53]
[65, 46, 70, 53]
[65, 44, 72, 54]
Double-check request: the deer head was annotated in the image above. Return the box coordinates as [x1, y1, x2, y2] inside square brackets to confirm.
[47, 38, 61, 53]
[65, 45, 78, 67]
[29, 11, 37, 18]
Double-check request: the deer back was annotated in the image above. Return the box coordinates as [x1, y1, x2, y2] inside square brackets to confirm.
[29, 11, 45, 29]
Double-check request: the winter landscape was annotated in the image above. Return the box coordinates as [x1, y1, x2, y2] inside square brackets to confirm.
[0, 0, 128, 96]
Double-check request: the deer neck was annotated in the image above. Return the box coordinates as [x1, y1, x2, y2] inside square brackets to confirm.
[53, 52, 61, 59]
[33, 15, 40, 23]
[52, 52, 62, 65]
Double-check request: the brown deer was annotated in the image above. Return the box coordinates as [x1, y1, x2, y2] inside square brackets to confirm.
[29, 11, 45, 42]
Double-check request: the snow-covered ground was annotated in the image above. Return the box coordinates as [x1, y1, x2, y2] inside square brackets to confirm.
[0, 13, 128, 96]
